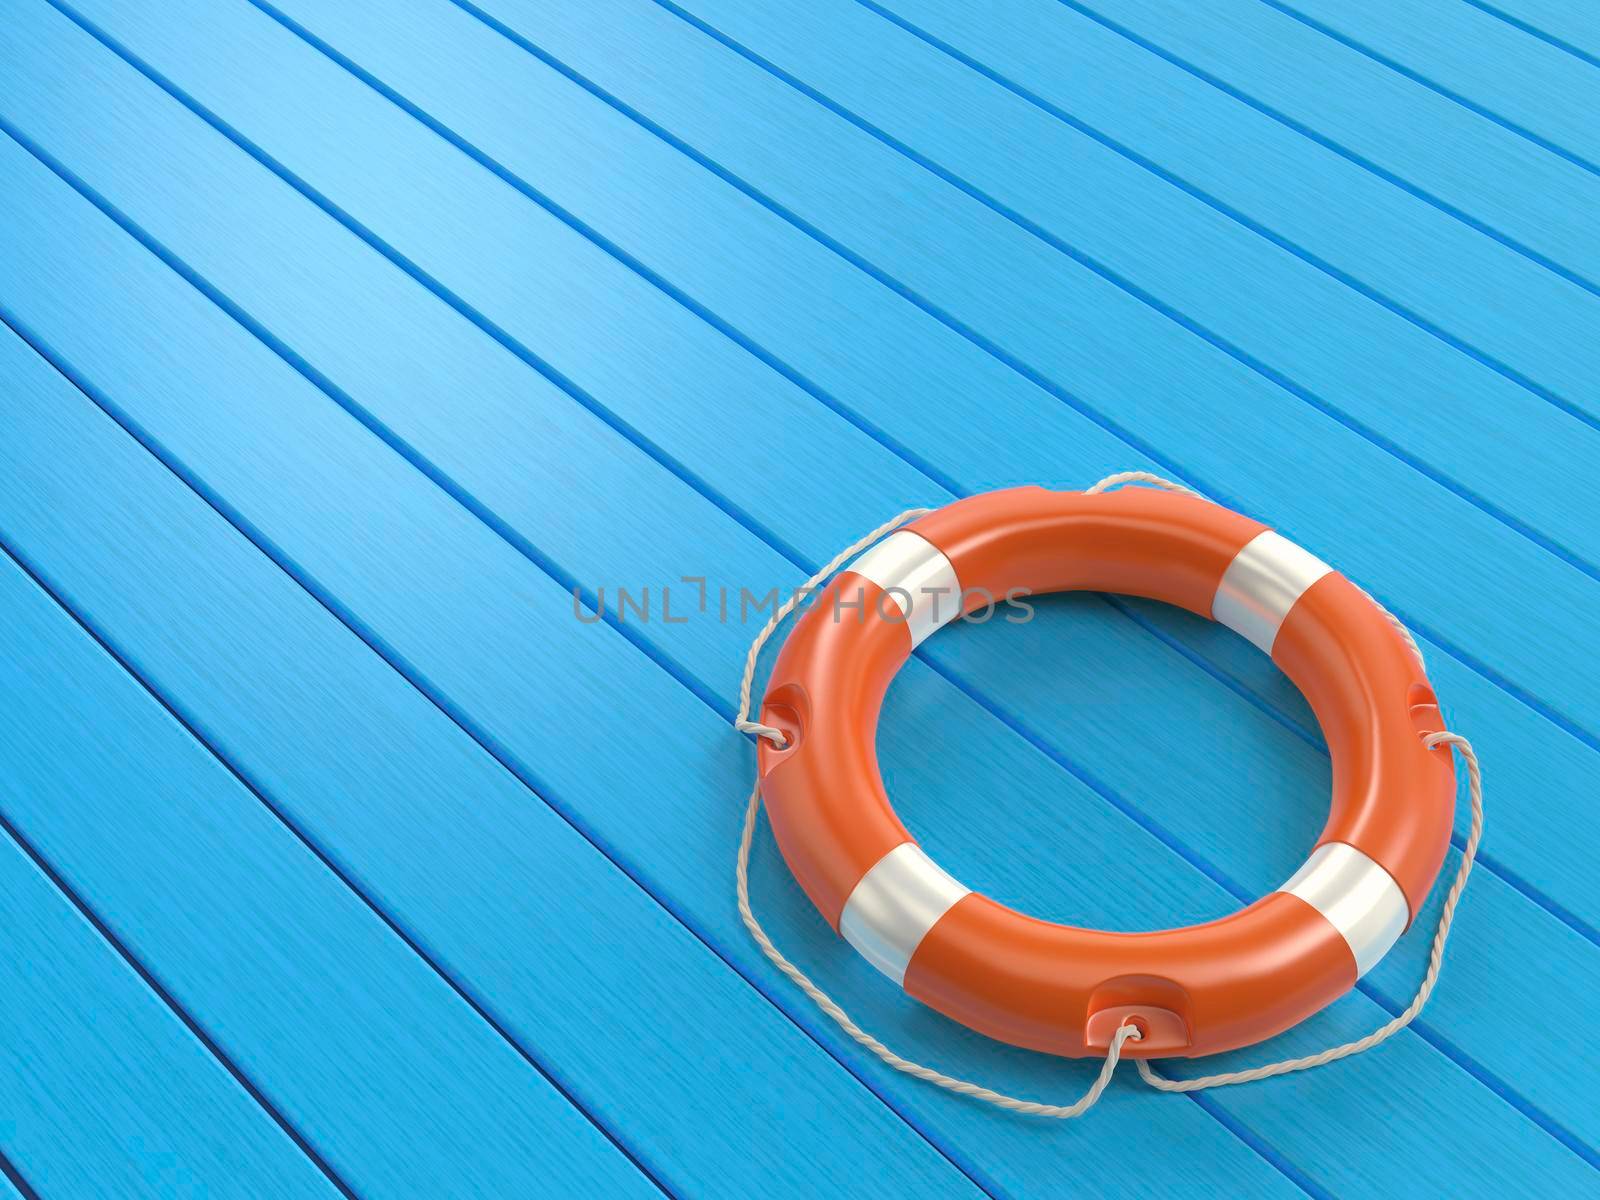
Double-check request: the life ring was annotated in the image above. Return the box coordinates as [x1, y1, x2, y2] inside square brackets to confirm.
[755, 485, 1456, 1059]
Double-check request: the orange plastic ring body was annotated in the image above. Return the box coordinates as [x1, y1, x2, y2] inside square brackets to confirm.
[756, 487, 1455, 1059]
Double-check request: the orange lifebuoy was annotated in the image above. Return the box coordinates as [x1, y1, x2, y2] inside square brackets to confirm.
[755, 486, 1456, 1059]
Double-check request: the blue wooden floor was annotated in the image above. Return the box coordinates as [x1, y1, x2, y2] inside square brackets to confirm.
[1, 1, 1596, 1195]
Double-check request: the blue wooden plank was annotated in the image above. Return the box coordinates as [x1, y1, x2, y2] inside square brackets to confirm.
[1067, 0, 1600, 269]
[862, 0, 1600, 418]
[0, 41, 1291, 1200]
[1271, 0, 1600, 170]
[653, 0, 1600, 652]
[0, 344, 658, 1200]
[278, 0, 1600, 624]
[1468, 0, 1600, 62]
[1, 8, 1591, 1197]
[0, 173, 986, 1200]
[0, 658, 338, 1198]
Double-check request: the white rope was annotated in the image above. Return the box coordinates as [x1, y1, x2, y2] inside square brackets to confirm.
[732, 472, 1481, 1115]
[1081, 468, 1202, 497]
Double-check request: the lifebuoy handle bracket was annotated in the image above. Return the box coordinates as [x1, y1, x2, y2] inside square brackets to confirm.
[1084, 974, 1193, 1055]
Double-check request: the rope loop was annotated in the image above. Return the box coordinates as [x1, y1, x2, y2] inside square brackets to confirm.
[733, 719, 788, 749]
[732, 473, 1482, 1116]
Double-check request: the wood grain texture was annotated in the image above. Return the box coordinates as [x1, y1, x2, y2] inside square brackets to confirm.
[878, 0, 1600, 415]
[1264, 0, 1600, 169]
[1056, 0, 1600, 277]
[0, 682, 338, 1198]
[0, 0, 1595, 1194]
[1469, 0, 1600, 62]
[281, 0, 1600, 590]
[0, 333, 658, 1200]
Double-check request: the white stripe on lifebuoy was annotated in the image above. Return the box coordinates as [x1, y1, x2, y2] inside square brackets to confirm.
[1212, 530, 1333, 653]
[845, 531, 963, 647]
[840, 843, 970, 985]
[1276, 843, 1409, 977]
